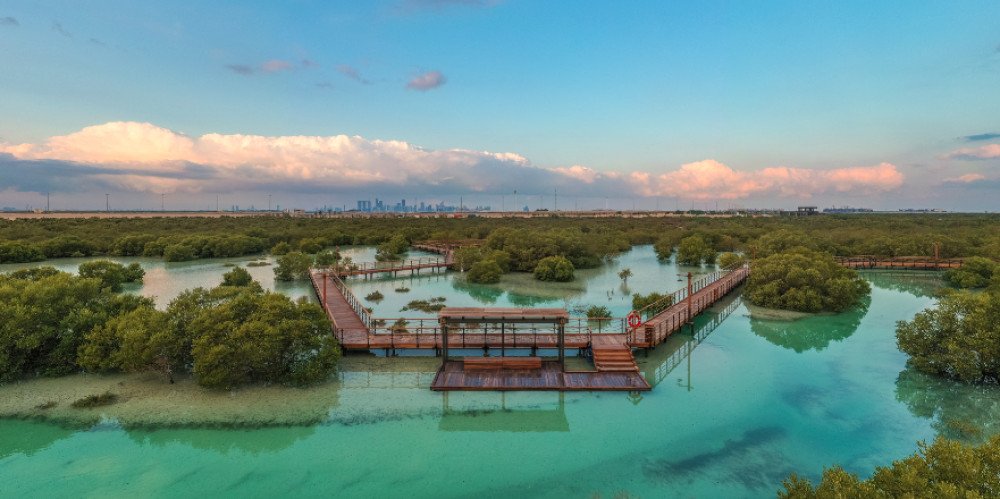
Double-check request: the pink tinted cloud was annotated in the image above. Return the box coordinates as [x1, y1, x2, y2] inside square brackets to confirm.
[634, 160, 903, 200]
[406, 70, 446, 91]
[945, 143, 1000, 160]
[944, 173, 987, 184]
[1, 121, 905, 201]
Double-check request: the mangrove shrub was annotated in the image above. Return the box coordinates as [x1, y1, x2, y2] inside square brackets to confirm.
[533, 256, 575, 282]
[745, 250, 870, 313]
[896, 290, 1000, 383]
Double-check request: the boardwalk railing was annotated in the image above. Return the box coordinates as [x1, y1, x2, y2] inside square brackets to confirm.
[311, 270, 373, 335]
[332, 257, 449, 277]
[834, 256, 964, 270]
[632, 264, 750, 348]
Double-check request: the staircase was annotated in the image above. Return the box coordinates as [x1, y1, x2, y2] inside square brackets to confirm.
[592, 345, 639, 372]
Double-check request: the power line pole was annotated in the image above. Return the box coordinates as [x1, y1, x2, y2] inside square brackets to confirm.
[554, 188, 557, 211]
[267, 194, 272, 211]
[105, 193, 110, 212]
[45, 192, 50, 212]
[161, 193, 165, 211]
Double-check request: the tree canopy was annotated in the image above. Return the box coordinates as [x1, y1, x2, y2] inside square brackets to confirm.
[533, 255, 575, 282]
[676, 235, 717, 265]
[896, 289, 1000, 383]
[780, 436, 1000, 498]
[944, 256, 997, 289]
[745, 250, 870, 313]
[466, 259, 502, 284]
[274, 252, 314, 281]
[77, 260, 145, 292]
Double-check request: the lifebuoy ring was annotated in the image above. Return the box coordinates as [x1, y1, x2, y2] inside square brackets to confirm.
[627, 311, 642, 329]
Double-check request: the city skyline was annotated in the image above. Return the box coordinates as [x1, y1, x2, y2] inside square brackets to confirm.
[1, 1, 999, 211]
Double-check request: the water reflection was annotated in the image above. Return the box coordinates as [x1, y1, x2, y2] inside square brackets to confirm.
[749, 296, 871, 353]
[438, 392, 569, 432]
[451, 279, 503, 304]
[125, 426, 317, 456]
[862, 271, 945, 299]
[895, 367, 1000, 443]
[638, 294, 744, 389]
[0, 420, 75, 459]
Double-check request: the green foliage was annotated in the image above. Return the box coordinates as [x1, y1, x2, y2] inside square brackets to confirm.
[944, 256, 997, 289]
[618, 268, 632, 283]
[486, 226, 627, 272]
[77, 306, 172, 375]
[632, 292, 673, 318]
[297, 237, 326, 254]
[0, 271, 153, 381]
[314, 249, 341, 268]
[270, 241, 292, 255]
[401, 297, 447, 313]
[676, 235, 716, 265]
[779, 435, 1000, 498]
[745, 250, 870, 313]
[220, 266, 254, 287]
[189, 291, 340, 389]
[110, 234, 157, 256]
[653, 232, 684, 260]
[717, 252, 746, 269]
[375, 235, 409, 261]
[274, 252, 313, 281]
[40, 235, 96, 258]
[533, 255, 575, 282]
[163, 244, 197, 262]
[585, 305, 612, 318]
[0, 241, 45, 263]
[896, 290, 1000, 383]
[365, 290, 384, 302]
[467, 259, 503, 284]
[751, 229, 820, 258]
[77, 260, 144, 292]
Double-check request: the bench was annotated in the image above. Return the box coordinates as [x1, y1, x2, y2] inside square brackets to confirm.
[463, 356, 542, 371]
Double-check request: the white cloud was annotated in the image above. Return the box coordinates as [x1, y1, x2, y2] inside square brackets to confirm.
[944, 173, 987, 184]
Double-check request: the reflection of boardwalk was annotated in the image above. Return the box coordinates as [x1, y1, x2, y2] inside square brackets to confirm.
[644, 295, 743, 388]
[431, 360, 649, 391]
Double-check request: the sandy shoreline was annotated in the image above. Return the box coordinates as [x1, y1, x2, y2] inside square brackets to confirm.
[0, 356, 441, 429]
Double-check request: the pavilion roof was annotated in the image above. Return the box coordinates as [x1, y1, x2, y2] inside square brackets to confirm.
[437, 307, 569, 324]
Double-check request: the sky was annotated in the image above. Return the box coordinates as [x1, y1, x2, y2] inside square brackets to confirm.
[0, 0, 998, 212]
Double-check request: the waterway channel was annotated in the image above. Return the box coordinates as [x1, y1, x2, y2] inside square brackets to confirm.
[1, 246, 996, 497]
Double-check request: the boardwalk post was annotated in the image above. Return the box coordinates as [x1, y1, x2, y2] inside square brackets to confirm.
[440, 319, 449, 367]
[686, 272, 693, 324]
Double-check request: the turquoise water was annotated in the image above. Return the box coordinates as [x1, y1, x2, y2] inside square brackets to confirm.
[1, 249, 997, 497]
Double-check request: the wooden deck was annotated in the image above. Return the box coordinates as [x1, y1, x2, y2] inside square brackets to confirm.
[430, 360, 650, 391]
[834, 256, 964, 270]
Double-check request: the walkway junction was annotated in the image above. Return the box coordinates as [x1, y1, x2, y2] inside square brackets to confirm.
[311, 242, 961, 392]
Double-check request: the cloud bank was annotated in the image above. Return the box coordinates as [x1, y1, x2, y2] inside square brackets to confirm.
[0, 122, 905, 202]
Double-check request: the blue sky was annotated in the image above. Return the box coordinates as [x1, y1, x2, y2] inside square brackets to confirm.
[1, 0, 998, 211]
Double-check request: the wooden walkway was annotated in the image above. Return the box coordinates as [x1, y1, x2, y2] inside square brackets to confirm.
[834, 256, 964, 270]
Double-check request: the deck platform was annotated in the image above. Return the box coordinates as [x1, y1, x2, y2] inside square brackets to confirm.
[430, 360, 650, 391]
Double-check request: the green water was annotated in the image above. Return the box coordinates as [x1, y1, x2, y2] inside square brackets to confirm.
[2, 248, 998, 498]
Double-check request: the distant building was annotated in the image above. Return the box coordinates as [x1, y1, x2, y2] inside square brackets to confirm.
[797, 206, 818, 216]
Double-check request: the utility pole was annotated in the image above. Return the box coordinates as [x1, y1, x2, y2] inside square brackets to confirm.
[216, 195, 220, 212]
[105, 194, 110, 212]
[554, 188, 557, 211]
[45, 192, 50, 212]
[161, 193, 165, 211]
[513, 189, 518, 212]
[268, 194, 272, 212]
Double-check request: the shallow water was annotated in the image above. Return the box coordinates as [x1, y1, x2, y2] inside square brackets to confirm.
[1, 249, 998, 498]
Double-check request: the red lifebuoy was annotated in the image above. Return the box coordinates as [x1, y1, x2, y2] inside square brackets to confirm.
[627, 311, 641, 328]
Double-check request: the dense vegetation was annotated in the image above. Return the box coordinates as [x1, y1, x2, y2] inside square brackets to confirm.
[745, 250, 871, 313]
[779, 436, 1000, 498]
[533, 256, 575, 282]
[1, 266, 339, 388]
[896, 288, 1000, 383]
[944, 256, 997, 289]
[78, 260, 145, 291]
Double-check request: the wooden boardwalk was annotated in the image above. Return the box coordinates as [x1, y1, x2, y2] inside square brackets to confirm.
[834, 256, 963, 270]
